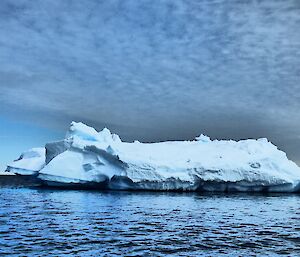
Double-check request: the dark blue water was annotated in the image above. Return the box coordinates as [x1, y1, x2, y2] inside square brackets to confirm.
[1, 188, 300, 256]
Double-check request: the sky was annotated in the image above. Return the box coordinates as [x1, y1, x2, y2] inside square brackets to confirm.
[0, 0, 300, 170]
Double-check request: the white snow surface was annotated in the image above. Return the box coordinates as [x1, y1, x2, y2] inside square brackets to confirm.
[7, 122, 300, 192]
[6, 148, 45, 175]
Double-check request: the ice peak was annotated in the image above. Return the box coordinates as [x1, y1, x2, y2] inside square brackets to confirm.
[97, 127, 113, 142]
[66, 122, 121, 143]
[98, 128, 122, 143]
[195, 134, 211, 142]
[66, 122, 98, 141]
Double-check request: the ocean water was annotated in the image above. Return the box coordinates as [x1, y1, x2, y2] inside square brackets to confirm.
[1, 188, 300, 256]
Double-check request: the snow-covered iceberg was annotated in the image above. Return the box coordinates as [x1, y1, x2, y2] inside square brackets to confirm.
[6, 122, 300, 192]
[6, 148, 45, 176]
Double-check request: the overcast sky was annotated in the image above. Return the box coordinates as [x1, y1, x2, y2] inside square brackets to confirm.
[0, 0, 300, 170]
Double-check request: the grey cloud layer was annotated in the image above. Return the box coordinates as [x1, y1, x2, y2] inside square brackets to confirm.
[0, 0, 300, 160]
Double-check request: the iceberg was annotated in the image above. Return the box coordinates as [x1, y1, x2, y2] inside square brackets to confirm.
[6, 122, 300, 192]
[6, 147, 45, 176]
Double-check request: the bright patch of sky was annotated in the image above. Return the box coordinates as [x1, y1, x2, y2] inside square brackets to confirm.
[0, 116, 62, 171]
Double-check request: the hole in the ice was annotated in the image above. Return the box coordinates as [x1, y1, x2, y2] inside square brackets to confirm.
[250, 162, 261, 169]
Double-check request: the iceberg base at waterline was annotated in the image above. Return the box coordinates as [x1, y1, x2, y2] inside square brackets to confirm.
[6, 122, 300, 192]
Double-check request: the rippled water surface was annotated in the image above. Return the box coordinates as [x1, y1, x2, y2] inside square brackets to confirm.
[1, 188, 300, 256]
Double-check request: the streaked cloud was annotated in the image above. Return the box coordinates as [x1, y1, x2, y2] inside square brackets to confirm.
[0, 0, 299, 161]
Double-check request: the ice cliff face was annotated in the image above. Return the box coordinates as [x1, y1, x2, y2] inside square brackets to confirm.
[7, 122, 300, 192]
